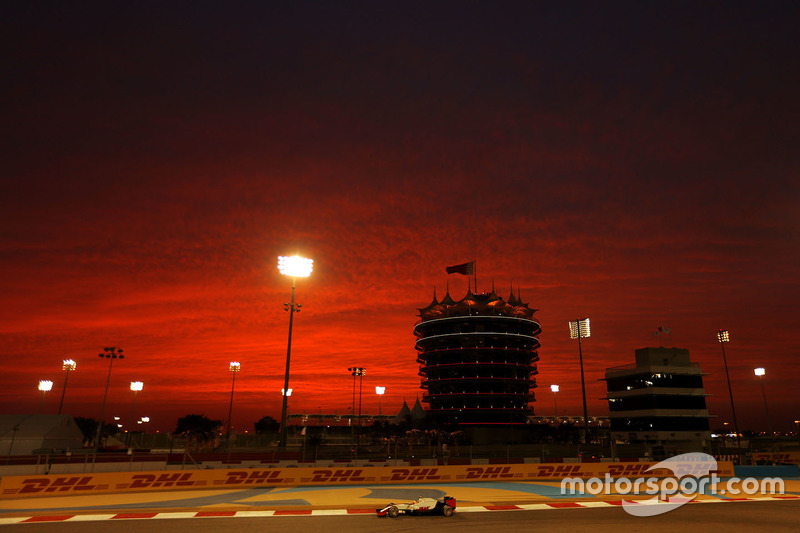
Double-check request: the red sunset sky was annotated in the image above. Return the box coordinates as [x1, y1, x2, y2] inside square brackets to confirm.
[2, 2, 799, 435]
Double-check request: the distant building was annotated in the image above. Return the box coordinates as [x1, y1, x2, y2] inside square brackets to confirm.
[415, 287, 541, 438]
[0, 415, 85, 455]
[604, 347, 710, 452]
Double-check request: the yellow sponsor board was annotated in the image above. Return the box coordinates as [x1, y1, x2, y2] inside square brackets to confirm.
[0, 461, 735, 499]
[752, 452, 800, 465]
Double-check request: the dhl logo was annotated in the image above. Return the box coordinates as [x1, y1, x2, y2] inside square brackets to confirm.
[532, 465, 593, 478]
[605, 464, 653, 477]
[224, 470, 285, 485]
[465, 466, 515, 479]
[310, 469, 367, 483]
[754, 453, 793, 463]
[129, 473, 195, 488]
[389, 468, 442, 481]
[18, 476, 97, 493]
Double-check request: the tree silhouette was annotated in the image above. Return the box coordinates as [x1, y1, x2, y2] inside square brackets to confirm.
[254, 415, 280, 433]
[175, 414, 221, 450]
[73, 417, 119, 447]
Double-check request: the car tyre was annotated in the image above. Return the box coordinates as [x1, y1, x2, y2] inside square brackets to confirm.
[388, 505, 399, 518]
[442, 505, 454, 517]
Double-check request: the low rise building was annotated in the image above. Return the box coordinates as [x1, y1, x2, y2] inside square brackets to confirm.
[604, 347, 710, 453]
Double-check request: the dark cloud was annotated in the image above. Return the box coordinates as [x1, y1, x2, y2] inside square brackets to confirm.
[1, 1, 798, 432]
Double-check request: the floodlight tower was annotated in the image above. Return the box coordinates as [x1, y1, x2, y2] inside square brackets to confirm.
[38, 380, 53, 414]
[550, 384, 559, 422]
[717, 330, 741, 453]
[128, 381, 143, 446]
[569, 318, 591, 444]
[277, 255, 313, 450]
[754, 367, 772, 435]
[58, 359, 76, 415]
[94, 347, 124, 452]
[226, 362, 241, 450]
[376, 386, 386, 416]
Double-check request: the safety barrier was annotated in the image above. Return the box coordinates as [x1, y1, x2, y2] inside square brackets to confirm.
[752, 452, 800, 465]
[0, 460, 735, 498]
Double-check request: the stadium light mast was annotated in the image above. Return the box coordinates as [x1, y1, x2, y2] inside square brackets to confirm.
[277, 255, 313, 450]
[569, 318, 591, 444]
[754, 367, 772, 435]
[550, 384, 559, 422]
[717, 330, 742, 454]
[38, 380, 53, 414]
[58, 359, 76, 415]
[226, 362, 241, 450]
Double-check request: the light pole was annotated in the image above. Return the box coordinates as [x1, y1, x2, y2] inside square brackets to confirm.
[754, 367, 772, 435]
[58, 359, 76, 415]
[94, 347, 124, 453]
[277, 255, 313, 450]
[38, 380, 53, 414]
[717, 330, 741, 453]
[376, 386, 385, 416]
[348, 367, 366, 441]
[569, 318, 591, 444]
[281, 388, 293, 439]
[226, 362, 241, 450]
[128, 381, 143, 447]
[550, 384, 559, 422]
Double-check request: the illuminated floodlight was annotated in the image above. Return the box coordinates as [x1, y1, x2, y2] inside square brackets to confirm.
[130, 381, 143, 392]
[375, 386, 386, 395]
[717, 329, 730, 343]
[569, 318, 590, 339]
[278, 255, 313, 278]
[229, 361, 241, 372]
[38, 380, 53, 392]
[551, 384, 560, 393]
[62, 359, 77, 371]
[754, 367, 765, 377]
[282, 388, 293, 396]
[141, 416, 150, 423]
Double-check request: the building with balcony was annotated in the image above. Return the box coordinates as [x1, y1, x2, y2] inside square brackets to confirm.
[604, 347, 711, 453]
[415, 288, 541, 436]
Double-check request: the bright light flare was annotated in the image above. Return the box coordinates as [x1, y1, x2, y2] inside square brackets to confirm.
[38, 380, 53, 392]
[376, 386, 386, 395]
[278, 255, 313, 278]
[551, 384, 560, 393]
[569, 318, 590, 339]
[718, 329, 730, 342]
[62, 359, 76, 371]
[229, 361, 241, 372]
[282, 388, 293, 396]
[754, 367, 765, 377]
[130, 381, 143, 392]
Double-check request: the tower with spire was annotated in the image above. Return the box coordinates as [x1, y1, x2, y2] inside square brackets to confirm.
[415, 284, 541, 435]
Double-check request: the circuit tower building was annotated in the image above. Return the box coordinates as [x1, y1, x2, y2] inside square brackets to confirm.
[415, 288, 541, 428]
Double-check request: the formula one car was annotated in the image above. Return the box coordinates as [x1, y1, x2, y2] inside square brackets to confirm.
[376, 496, 456, 517]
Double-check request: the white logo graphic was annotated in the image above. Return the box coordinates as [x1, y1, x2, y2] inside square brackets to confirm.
[560, 452, 784, 517]
[621, 452, 716, 516]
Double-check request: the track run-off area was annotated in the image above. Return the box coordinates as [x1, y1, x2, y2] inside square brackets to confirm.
[1, 462, 798, 529]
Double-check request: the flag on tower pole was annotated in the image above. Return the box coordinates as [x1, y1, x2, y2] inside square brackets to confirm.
[446, 261, 475, 275]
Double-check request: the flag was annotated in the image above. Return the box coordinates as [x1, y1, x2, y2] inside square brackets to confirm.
[446, 261, 475, 275]
[658, 326, 671, 333]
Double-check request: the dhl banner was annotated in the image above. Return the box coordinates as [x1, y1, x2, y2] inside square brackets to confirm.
[752, 452, 800, 465]
[0, 461, 735, 498]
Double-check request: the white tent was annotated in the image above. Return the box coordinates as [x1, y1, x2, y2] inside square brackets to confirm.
[0, 415, 85, 455]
